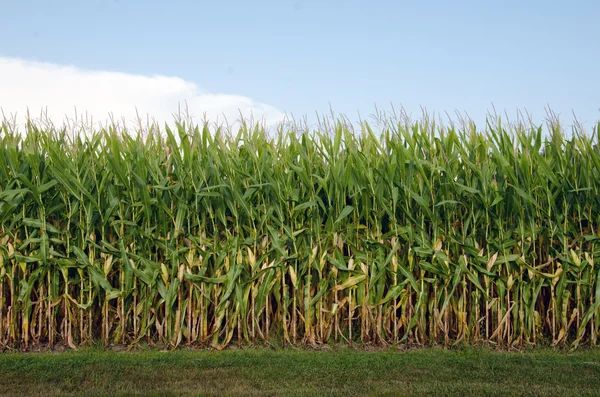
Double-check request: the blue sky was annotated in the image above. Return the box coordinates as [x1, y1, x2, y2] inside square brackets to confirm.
[1, 0, 598, 130]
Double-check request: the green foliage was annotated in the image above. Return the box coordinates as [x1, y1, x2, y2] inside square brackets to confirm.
[1, 116, 600, 350]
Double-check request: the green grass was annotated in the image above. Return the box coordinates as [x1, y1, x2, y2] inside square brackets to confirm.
[1, 347, 599, 396]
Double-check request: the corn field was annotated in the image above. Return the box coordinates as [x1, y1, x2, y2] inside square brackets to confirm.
[1, 115, 600, 350]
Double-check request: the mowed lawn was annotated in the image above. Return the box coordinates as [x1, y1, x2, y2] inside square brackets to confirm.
[0, 347, 599, 396]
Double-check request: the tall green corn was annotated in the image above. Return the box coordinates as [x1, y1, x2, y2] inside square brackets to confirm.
[1, 114, 599, 350]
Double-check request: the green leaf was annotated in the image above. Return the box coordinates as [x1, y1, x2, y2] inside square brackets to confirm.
[334, 205, 354, 224]
[294, 201, 316, 212]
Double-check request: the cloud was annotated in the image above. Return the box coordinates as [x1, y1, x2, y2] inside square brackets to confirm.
[0, 57, 286, 132]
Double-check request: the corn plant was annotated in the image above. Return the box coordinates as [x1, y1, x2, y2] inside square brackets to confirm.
[0, 115, 599, 350]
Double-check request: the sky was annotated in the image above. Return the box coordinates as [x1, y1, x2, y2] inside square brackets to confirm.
[0, 0, 598, 132]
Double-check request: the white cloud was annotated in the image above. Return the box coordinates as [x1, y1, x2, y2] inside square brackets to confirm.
[0, 57, 286, 132]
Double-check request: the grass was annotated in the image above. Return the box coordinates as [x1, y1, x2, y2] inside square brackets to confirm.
[0, 347, 599, 396]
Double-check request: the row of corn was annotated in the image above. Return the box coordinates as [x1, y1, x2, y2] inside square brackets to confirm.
[1, 116, 599, 350]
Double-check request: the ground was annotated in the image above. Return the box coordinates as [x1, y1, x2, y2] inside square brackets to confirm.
[0, 345, 599, 396]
